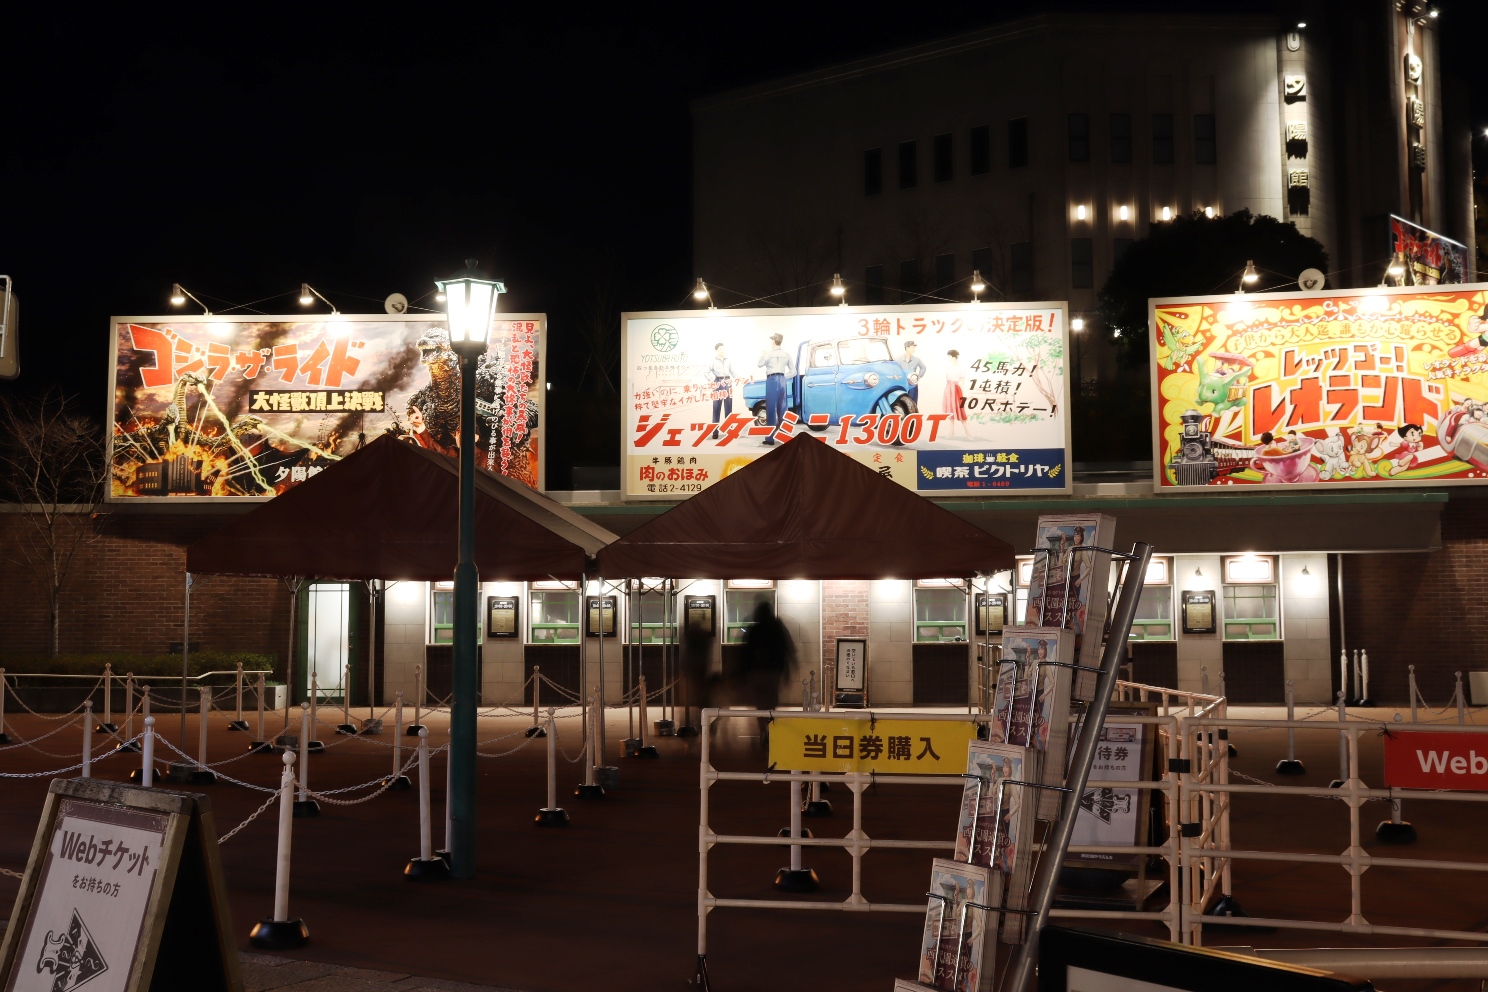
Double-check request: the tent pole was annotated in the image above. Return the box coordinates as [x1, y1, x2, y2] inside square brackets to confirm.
[181, 572, 194, 752]
[367, 580, 379, 721]
[285, 578, 302, 731]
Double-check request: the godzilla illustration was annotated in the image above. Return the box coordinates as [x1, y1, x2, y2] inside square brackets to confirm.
[412, 328, 536, 472]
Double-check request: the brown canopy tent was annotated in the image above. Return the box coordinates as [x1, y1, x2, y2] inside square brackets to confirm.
[186, 432, 614, 580]
[596, 432, 1015, 579]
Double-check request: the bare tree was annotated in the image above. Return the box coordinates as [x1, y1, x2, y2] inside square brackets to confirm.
[968, 203, 1031, 302]
[747, 214, 836, 308]
[0, 389, 108, 657]
[575, 271, 623, 396]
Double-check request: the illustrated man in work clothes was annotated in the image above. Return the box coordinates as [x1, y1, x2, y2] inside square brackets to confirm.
[900, 340, 927, 405]
[709, 342, 735, 439]
[758, 332, 796, 444]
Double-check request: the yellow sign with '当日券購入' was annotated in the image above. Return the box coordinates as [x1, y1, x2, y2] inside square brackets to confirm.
[767, 717, 979, 774]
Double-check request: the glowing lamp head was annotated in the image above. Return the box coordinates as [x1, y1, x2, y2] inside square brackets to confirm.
[1204, 206, 1215, 219]
[969, 269, 986, 294]
[299, 283, 315, 306]
[1076, 204, 1087, 221]
[436, 259, 506, 358]
[693, 278, 709, 301]
[1119, 204, 1130, 221]
[829, 273, 845, 297]
[1161, 206, 1172, 221]
[170, 283, 186, 307]
[1242, 260, 1259, 284]
[1387, 252, 1407, 278]
[1071, 317, 1085, 332]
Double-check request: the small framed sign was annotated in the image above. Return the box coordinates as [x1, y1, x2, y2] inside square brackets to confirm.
[585, 596, 617, 638]
[0, 778, 241, 992]
[1181, 590, 1217, 635]
[834, 638, 868, 708]
[486, 596, 518, 638]
[975, 593, 1008, 636]
[684, 595, 715, 637]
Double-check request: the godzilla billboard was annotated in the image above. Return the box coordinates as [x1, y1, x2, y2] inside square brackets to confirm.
[107, 314, 545, 501]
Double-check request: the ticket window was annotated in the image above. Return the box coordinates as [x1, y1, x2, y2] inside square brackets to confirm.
[430, 582, 454, 644]
[914, 579, 968, 642]
[628, 588, 676, 644]
[1129, 557, 1174, 641]
[1222, 555, 1280, 640]
[530, 581, 581, 643]
[724, 580, 775, 644]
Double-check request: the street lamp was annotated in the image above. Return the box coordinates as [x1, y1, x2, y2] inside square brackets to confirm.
[435, 258, 506, 880]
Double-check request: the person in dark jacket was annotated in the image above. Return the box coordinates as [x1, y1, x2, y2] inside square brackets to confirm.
[741, 601, 794, 750]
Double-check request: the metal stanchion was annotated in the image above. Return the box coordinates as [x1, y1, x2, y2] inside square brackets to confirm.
[336, 666, 358, 735]
[526, 666, 546, 738]
[81, 702, 93, 779]
[1409, 665, 1419, 724]
[437, 745, 452, 865]
[1339, 649, 1350, 706]
[1276, 679, 1304, 774]
[192, 686, 216, 784]
[117, 676, 139, 754]
[229, 663, 250, 732]
[1329, 690, 1349, 789]
[293, 703, 320, 817]
[137, 716, 157, 787]
[0, 667, 9, 745]
[98, 664, 118, 733]
[774, 776, 818, 892]
[632, 676, 658, 758]
[1358, 648, 1372, 706]
[1456, 671, 1467, 725]
[536, 708, 569, 826]
[405, 728, 451, 879]
[383, 691, 411, 790]
[251, 673, 270, 753]
[249, 752, 310, 949]
[307, 674, 325, 752]
[406, 664, 426, 735]
[576, 695, 604, 799]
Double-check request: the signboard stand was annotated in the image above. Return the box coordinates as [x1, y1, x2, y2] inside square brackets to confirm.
[833, 638, 867, 708]
[0, 778, 241, 992]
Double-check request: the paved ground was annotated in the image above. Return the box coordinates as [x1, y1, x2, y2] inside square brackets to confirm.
[3, 700, 1488, 991]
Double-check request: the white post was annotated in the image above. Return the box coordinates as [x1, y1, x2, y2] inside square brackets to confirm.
[412, 664, 423, 730]
[298, 703, 311, 802]
[1360, 649, 1370, 703]
[1339, 649, 1349, 703]
[1352, 649, 1362, 702]
[393, 691, 405, 777]
[417, 728, 432, 862]
[532, 665, 541, 731]
[274, 752, 295, 921]
[141, 685, 152, 728]
[0, 667, 6, 742]
[1409, 665, 1419, 723]
[124, 675, 135, 744]
[1285, 680, 1297, 762]
[444, 743, 452, 853]
[546, 708, 558, 811]
[789, 778, 803, 872]
[197, 686, 210, 768]
[257, 673, 267, 741]
[103, 664, 113, 729]
[341, 667, 351, 730]
[1456, 671, 1466, 725]
[1200, 666, 1209, 697]
[1336, 691, 1348, 784]
[639, 675, 649, 748]
[142, 716, 156, 788]
[309, 673, 320, 745]
[82, 702, 93, 779]
[235, 663, 245, 726]
[584, 696, 597, 787]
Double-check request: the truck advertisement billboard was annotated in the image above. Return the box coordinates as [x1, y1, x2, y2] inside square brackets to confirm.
[108, 314, 544, 501]
[622, 304, 1071, 498]
[1153, 285, 1488, 490]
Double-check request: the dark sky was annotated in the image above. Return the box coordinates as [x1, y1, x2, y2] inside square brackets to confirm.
[2, 1, 1484, 478]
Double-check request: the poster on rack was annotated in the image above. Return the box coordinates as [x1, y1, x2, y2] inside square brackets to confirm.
[107, 314, 545, 501]
[1152, 285, 1488, 490]
[622, 304, 1070, 498]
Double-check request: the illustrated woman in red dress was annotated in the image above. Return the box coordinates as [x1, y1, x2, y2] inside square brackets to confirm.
[943, 349, 970, 436]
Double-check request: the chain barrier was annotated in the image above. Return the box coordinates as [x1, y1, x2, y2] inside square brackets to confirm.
[0, 715, 87, 752]
[3, 676, 107, 721]
[217, 790, 280, 845]
[1, 867, 22, 879]
[304, 752, 421, 805]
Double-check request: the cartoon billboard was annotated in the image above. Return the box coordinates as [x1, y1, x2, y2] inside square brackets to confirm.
[108, 314, 544, 501]
[1152, 286, 1488, 490]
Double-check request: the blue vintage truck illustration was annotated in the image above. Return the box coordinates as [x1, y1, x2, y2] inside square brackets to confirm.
[740, 337, 917, 426]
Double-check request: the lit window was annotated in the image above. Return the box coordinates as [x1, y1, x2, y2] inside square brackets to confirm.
[1221, 556, 1279, 640]
[530, 586, 581, 642]
[1129, 556, 1173, 641]
[724, 581, 776, 643]
[915, 581, 967, 642]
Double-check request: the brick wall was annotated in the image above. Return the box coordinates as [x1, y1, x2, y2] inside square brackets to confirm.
[0, 510, 291, 674]
[1342, 498, 1488, 706]
[821, 580, 870, 664]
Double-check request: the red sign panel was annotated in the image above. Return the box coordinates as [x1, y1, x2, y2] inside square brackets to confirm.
[1382, 730, 1488, 791]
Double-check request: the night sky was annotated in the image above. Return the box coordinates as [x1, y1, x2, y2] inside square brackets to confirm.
[2, 1, 1484, 483]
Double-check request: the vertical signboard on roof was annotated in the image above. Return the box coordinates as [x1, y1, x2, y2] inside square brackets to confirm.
[1390, 215, 1468, 286]
[621, 303, 1071, 498]
[1152, 285, 1488, 490]
[107, 314, 545, 501]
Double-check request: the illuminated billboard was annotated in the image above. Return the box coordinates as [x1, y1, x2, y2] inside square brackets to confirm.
[108, 314, 544, 501]
[622, 304, 1071, 498]
[1152, 286, 1488, 490]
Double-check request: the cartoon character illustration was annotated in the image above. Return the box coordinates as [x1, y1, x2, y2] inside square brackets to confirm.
[1448, 308, 1488, 359]
[1195, 353, 1253, 416]
[1157, 318, 1202, 371]
[1346, 425, 1386, 478]
[1375, 423, 1425, 477]
[1312, 432, 1349, 480]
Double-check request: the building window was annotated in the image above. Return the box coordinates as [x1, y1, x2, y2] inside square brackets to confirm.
[969, 125, 991, 175]
[1194, 113, 1216, 164]
[899, 259, 920, 303]
[915, 579, 968, 642]
[898, 140, 918, 189]
[430, 583, 454, 644]
[1222, 555, 1279, 640]
[864, 148, 883, 196]
[970, 247, 992, 283]
[933, 132, 953, 182]
[1013, 557, 1034, 623]
[935, 253, 955, 290]
[1129, 557, 1173, 641]
[1110, 113, 1132, 163]
[1067, 113, 1090, 162]
[1070, 238, 1094, 289]
[1152, 113, 1174, 164]
[530, 583, 581, 643]
[865, 264, 885, 305]
[1010, 242, 1032, 298]
[724, 580, 775, 644]
[627, 589, 674, 644]
[1113, 237, 1133, 264]
[1007, 117, 1029, 168]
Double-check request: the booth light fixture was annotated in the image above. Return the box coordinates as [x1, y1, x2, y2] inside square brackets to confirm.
[727, 578, 774, 589]
[532, 580, 577, 591]
[1075, 204, 1088, 221]
[1194, 566, 1204, 577]
[1144, 558, 1170, 585]
[1118, 204, 1130, 221]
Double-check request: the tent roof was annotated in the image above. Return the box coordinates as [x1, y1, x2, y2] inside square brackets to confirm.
[186, 433, 616, 581]
[596, 434, 1015, 579]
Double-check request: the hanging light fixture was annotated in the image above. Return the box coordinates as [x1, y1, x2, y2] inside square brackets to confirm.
[969, 269, 986, 302]
[693, 278, 710, 301]
[829, 273, 846, 299]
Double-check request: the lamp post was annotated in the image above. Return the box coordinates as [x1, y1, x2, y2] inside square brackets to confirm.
[436, 259, 506, 879]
